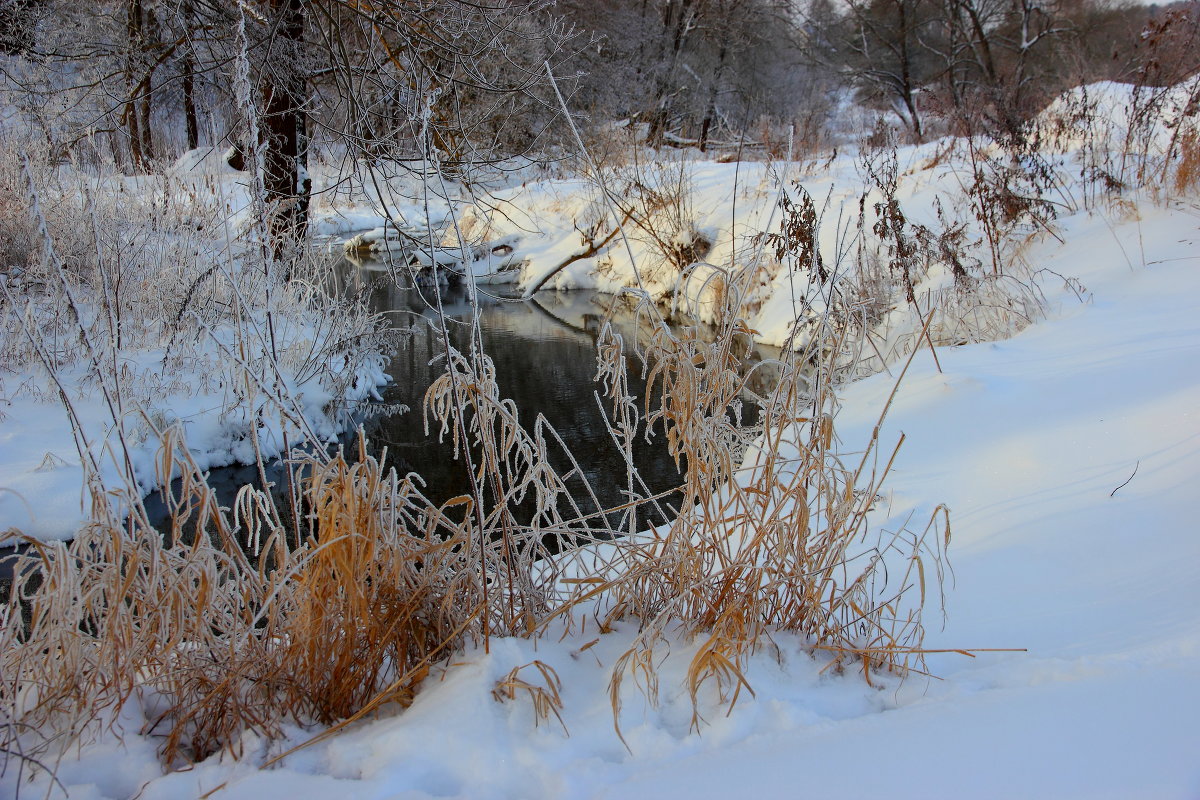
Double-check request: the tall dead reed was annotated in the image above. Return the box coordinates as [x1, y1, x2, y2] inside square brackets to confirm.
[2, 240, 951, 773]
[565, 271, 950, 739]
[2, 114, 978, 779]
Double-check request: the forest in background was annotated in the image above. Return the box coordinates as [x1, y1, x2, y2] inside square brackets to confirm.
[1, 0, 1197, 191]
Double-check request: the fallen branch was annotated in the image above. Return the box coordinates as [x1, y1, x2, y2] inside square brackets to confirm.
[522, 209, 635, 299]
[1110, 460, 1140, 497]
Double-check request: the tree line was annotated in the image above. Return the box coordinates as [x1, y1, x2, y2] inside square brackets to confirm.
[0, 0, 1195, 251]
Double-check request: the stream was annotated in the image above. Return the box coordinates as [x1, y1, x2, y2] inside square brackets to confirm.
[0, 257, 784, 582]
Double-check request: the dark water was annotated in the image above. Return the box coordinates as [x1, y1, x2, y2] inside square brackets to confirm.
[0, 260, 783, 583]
[341, 267, 682, 533]
[327, 260, 783, 535]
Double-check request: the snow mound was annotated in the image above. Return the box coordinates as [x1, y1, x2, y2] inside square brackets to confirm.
[1035, 77, 1200, 152]
[168, 146, 244, 176]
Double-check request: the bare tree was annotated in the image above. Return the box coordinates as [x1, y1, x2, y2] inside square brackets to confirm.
[926, 0, 1077, 139]
[798, 0, 940, 141]
[695, 0, 796, 149]
[246, 0, 573, 250]
[560, 0, 805, 147]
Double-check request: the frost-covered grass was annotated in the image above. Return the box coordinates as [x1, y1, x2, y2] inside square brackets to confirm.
[0, 142, 387, 540]
[1, 235, 946, 780]
[6, 189, 1199, 798]
[0, 145, 949, 787]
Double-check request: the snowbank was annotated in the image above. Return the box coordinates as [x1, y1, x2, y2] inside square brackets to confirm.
[0, 154, 390, 542]
[1036, 76, 1200, 153]
[8, 192, 1197, 800]
[0, 336, 386, 542]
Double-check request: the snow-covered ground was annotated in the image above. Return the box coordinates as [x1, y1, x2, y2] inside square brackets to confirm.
[5, 170, 1199, 800]
[0, 149, 399, 542]
[0, 319, 387, 542]
[3, 80, 1199, 797]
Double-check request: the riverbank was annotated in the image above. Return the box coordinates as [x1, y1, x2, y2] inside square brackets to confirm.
[6, 179, 1196, 800]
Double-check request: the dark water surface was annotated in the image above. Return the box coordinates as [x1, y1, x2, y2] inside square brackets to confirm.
[327, 260, 779, 533]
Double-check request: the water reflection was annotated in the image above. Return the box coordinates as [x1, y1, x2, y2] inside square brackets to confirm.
[338, 264, 684, 534]
[329, 259, 786, 535]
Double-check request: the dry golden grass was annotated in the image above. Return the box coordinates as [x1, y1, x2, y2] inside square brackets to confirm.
[1, 242, 956, 771]
[280, 440, 485, 725]
[1, 279, 950, 769]
[492, 660, 567, 733]
[0, 430, 497, 765]
[1, 450, 281, 764]
[1173, 128, 1200, 194]
[552, 267, 951, 744]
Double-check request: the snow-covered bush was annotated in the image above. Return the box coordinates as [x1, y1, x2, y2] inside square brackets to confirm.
[0, 136, 387, 539]
[1034, 76, 1200, 201]
[0, 149, 36, 276]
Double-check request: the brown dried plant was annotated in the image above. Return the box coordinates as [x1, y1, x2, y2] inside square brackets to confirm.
[2, 123, 964, 776]
[1173, 128, 1200, 195]
[279, 439, 485, 725]
[492, 660, 567, 733]
[568, 256, 951, 746]
[0, 428, 496, 766]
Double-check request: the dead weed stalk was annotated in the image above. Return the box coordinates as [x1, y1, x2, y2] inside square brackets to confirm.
[564, 270, 950, 744]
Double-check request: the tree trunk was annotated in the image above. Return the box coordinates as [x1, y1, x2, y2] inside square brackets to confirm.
[261, 0, 310, 265]
[647, 0, 698, 144]
[182, 0, 199, 151]
[698, 42, 728, 151]
[896, 0, 923, 141]
[183, 68, 199, 151]
[125, 0, 146, 169]
[139, 82, 155, 163]
[125, 95, 143, 168]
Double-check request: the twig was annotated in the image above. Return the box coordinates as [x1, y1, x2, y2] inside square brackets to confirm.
[1110, 461, 1140, 497]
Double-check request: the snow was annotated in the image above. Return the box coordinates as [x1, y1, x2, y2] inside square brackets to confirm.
[0, 145, 521, 542]
[0, 155, 392, 541]
[7, 197, 1200, 800]
[124, 194, 1191, 799]
[4, 81, 1200, 797]
[0, 342, 387, 542]
[1037, 76, 1200, 154]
